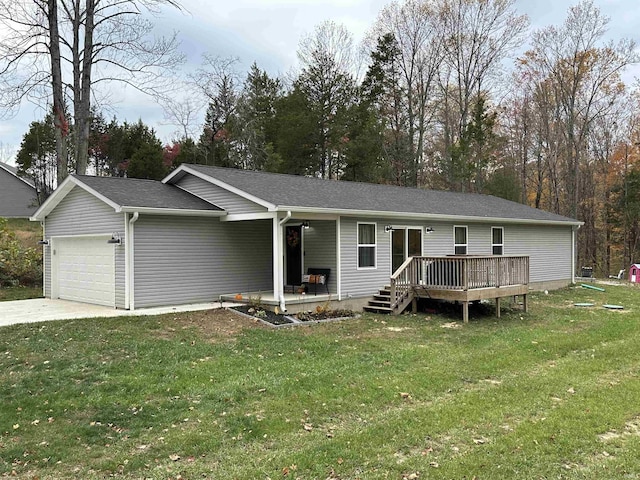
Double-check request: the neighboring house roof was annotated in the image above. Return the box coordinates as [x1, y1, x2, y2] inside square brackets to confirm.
[32, 174, 224, 221]
[0, 162, 39, 218]
[166, 164, 582, 226]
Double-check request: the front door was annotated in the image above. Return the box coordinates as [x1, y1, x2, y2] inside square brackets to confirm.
[285, 225, 303, 286]
[391, 228, 423, 274]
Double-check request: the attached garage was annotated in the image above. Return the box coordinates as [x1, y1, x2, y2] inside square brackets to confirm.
[32, 174, 226, 310]
[51, 235, 115, 307]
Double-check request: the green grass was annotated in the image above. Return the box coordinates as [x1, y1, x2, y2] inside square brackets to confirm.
[0, 285, 43, 301]
[1, 285, 640, 479]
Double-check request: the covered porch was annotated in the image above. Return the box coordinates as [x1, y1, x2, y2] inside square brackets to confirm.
[387, 255, 530, 322]
[222, 211, 340, 312]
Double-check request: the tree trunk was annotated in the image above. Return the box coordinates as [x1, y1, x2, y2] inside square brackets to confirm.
[74, 0, 95, 175]
[48, 0, 69, 185]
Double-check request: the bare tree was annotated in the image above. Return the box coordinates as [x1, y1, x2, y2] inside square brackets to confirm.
[522, 0, 637, 218]
[438, 0, 528, 191]
[160, 91, 204, 141]
[0, 0, 184, 179]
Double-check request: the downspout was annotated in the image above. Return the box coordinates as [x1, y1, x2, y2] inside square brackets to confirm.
[277, 211, 292, 311]
[572, 224, 581, 284]
[279, 211, 292, 226]
[127, 212, 139, 310]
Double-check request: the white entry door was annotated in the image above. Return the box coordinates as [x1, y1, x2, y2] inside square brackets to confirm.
[53, 236, 115, 307]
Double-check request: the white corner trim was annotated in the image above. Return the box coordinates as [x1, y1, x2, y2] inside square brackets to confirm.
[336, 216, 342, 301]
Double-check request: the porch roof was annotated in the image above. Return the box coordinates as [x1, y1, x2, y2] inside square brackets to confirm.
[171, 164, 582, 225]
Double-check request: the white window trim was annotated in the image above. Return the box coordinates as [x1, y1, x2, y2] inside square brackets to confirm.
[453, 225, 468, 255]
[491, 226, 504, 255]
[357, 221, 377, 270]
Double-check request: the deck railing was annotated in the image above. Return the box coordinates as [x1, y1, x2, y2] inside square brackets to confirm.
[390, 256, 529, 311]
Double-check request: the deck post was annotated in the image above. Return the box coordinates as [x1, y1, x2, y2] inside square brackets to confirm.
[462, 301, 469, 323]
[412, 296, 417, 313]
[523, 294, 528, 313]
[496, 297, 501, 318]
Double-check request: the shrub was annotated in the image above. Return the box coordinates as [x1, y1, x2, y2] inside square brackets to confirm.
[0, 218, 42, 287]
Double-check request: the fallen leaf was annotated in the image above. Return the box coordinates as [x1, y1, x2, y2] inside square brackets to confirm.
[430, 461, 439, 468]
[399, 392, 411, 399]
[12, 424, 19, 430]
[303, 423, 313, 432]
[169, 454, 180, 461]
[567, 387, 576, 394]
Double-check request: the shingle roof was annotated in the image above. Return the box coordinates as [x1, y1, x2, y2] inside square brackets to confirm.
[0, 163, 38, 218]
[0, 162, 36, 187]
[75, 175, 223, 212]
[182, 164, 580, 224]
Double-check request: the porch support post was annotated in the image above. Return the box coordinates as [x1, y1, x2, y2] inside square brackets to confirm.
[496, 297, 501, 318]
[273, 214, 286, 304]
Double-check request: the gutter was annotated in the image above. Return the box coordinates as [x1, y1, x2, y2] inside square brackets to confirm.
[273, 206, 583, 227]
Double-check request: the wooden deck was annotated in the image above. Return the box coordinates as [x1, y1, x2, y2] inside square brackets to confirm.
[386, 256, 530, 322]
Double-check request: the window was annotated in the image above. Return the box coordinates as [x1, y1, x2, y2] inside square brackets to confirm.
[492, 227, 504, 255]
[357, 223, 376, 269]
[454, 226, 467, 255]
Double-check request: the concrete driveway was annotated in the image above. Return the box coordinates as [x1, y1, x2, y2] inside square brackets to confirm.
[0, 298, 239, 328]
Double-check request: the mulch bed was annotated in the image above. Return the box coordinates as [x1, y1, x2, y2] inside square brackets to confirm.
[230, 305, 357, 327]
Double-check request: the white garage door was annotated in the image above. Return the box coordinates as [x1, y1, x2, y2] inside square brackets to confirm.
[53, 236, 115, 307]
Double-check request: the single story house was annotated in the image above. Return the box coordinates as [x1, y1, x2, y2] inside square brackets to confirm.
[0, 162, 39, 218]
[31, 164, 582, 312]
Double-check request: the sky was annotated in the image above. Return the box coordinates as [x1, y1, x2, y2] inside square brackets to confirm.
[1, 0, 639, 164]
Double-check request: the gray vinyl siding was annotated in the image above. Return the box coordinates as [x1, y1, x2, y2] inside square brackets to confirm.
[505, 224, 573, 282]
[424, 222, 573, 282]
[43, 186, 126, 307]
[341, 217, 574, 298]
[175, 173, 266, 215]
[0, 169, 38, 218]
[133, 216, 272, 308]
[302, 220, 337, 294]
[340, 217, 391, 298]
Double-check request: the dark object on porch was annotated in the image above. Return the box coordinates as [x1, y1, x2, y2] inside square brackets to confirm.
[581, 266, 593, 278]
[303, 268, 330, 295]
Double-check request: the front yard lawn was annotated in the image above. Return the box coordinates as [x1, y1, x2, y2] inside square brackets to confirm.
[1, 285, 640, 479]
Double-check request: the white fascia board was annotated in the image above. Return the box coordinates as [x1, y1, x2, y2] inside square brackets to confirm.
[221, 212, 277, 222]
[30, 175, 121, 221]
[274, 206, 584, 227]
[164, 164, 275, 210]
[118, 206, 227, 217]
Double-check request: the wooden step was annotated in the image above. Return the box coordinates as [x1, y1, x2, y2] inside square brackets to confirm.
[363, 305, 394, 313]
[373, 293, 390, 301]
[368, 300, 391, 308]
